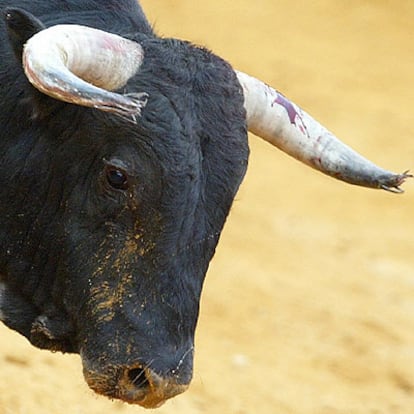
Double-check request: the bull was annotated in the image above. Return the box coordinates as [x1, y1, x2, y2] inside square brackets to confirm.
[0, 0, 410, 408]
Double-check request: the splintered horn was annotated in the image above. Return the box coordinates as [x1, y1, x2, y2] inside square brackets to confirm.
[23, 24, 148, 119]
[237, 71, 411, 193]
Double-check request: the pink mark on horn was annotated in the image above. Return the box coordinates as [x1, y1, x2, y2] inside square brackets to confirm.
[273, 92, 297, 124]
[272, 92, 309, 137]
[100, 35, 129, 53]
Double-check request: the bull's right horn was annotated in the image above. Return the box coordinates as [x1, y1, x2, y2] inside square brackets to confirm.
[22, 24, 148, 120]
[237, 71, 411, 193]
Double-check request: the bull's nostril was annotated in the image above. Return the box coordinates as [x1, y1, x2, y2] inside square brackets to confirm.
[127, 367, 150, 389]
[83, 363, 189, 408]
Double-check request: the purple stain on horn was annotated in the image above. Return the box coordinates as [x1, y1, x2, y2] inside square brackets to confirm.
[273, 92, 308, 136]
[272, 92, 298, 125]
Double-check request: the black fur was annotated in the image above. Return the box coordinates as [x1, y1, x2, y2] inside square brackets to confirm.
[0, 0, 249, 400]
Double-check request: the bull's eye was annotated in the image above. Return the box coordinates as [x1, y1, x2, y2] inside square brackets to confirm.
[106, 166, 129, 190]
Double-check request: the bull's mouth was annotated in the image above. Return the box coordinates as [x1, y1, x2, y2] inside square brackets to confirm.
[29, 315, 77, 353]
[82, 363, 190, 408]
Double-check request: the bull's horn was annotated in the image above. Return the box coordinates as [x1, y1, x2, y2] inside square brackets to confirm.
[23, 24, 148, 120]
[237, 71, 411, 193]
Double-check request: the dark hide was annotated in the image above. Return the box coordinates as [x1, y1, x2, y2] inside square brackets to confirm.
[0, 0, 248, 405]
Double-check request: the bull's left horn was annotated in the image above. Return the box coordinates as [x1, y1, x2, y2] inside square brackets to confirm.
[237, 71, 411, 193]
[23, 24, 147, 120]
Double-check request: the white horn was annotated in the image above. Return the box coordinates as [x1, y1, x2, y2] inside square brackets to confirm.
[23, 24, 148, 120]
[237, 71, 410, 193]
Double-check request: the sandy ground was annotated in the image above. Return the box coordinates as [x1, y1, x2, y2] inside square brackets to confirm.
[1, 1, 414, 413]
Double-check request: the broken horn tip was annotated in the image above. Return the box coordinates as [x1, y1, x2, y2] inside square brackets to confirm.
[398, 170, 413, 184]
[381, 185, 404, 194]
[381, 170, 413, 194]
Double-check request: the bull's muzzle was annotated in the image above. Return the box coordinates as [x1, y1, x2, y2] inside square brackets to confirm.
[83, 364, 189, 408]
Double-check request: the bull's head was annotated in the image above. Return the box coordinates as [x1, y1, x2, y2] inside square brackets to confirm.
[0, 6, 410, 409]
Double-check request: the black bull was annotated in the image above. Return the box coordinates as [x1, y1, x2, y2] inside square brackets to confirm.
[0, 1, 248, 408]
[0, 0, 410, 409]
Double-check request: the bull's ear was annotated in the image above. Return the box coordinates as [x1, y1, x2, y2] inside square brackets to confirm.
[3, 8, 46, 63]
[3, 8, 54, 119]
